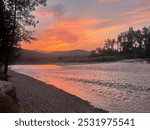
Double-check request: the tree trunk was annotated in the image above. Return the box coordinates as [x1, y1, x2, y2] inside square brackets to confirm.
[3, 0, 17, 74]
[4, 59, 9, 74]
[3, 48, 11, 74]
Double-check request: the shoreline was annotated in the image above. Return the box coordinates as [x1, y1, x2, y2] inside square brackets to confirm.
[9, 70, 108, 113]
[13, 58, 150, 66]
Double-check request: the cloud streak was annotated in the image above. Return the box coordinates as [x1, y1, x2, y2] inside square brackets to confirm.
[22, 0, 150, 51]
[34, 3, 67, 19]
[97, 0, 121, 4]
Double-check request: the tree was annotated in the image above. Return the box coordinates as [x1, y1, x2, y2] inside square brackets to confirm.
[133, 29, 144, 57]
[0, 0, 47, 74]
[92, 26, 150, 58]
[0, 0, 14, 65]
[104, 38, 116, 51]
[142, 27, 150, 57]
[89, 50, 97, 57]
[117, 27, 136, 57]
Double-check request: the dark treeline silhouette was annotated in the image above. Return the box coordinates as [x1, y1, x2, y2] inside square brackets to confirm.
[0, 0, 47, 75]
[90, 27, 150, 58]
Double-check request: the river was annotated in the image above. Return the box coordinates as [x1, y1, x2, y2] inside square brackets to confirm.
[10, 60, 150, 112]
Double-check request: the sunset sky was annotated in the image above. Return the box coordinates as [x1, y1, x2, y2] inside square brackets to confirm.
[22, 0, 150, 51]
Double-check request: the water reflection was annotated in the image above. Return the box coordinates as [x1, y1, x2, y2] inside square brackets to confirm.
[11, 62, 150, 112]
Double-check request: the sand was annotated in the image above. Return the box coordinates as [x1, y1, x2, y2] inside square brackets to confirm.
[9, 71, 107, 113]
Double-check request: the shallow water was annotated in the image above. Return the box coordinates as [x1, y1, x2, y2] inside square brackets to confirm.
[10, 61, 150, 112]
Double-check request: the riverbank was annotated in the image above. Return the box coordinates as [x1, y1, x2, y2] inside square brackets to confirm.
[13, 57, 150, 66]
[8, 70, 107, 113]
[0, 80, 21, 112]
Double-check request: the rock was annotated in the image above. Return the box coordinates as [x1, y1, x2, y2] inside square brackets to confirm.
[0, 80, 21, 113]
[0, 81, 17, 101]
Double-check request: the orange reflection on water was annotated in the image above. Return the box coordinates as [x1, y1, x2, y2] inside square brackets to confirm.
[40, 74, 88, 98]
[29, 64, 61, 70]
[24, 64, 87, 98]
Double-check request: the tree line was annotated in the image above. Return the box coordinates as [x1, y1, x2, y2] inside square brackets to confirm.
[90, 26, 150, 58]
[0, 0, 47, 75]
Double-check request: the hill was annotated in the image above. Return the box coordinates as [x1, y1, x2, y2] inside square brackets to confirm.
[48, 49, 90, 57]
[16, 49, 90, 63]
[17, 49, 49, 63]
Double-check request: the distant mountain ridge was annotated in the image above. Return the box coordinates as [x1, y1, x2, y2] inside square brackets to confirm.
[48, 49, 90, 57]
[17, 49, 48, 62]
[17, 49, 90, 62]
[33, 49, 90, 56]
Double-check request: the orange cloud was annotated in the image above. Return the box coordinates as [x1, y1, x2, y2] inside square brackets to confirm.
[50, 17, 106, 33]
[22, 6, 150, 51]
[22, 17, 107, 51]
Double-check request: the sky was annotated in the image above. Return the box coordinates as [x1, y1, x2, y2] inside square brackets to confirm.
[22, 0, 150, 51]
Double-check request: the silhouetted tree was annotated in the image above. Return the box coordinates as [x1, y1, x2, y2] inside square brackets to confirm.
[91, 26, 150, 59]
[0, 0, 14, 65]
[104, 39, 116, 50]
[133, 29, 144, 57]
[142, 27, 150, 57]
[89, 50, 97, 57]
[0, 0, 47, 74]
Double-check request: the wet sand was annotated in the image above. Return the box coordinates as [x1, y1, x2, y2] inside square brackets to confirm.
[9, 71, 107, 113]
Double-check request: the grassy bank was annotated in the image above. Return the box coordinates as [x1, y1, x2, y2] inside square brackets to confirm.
[13, 56, 122, 65]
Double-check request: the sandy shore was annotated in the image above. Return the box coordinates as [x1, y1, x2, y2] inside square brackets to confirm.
[9, 71, 107, 113]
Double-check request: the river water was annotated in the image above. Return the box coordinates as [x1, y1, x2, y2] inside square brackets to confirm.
[10, 61, 150, 112]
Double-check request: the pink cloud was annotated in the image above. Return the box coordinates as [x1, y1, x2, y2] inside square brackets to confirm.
[97, 0, 121, 3]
